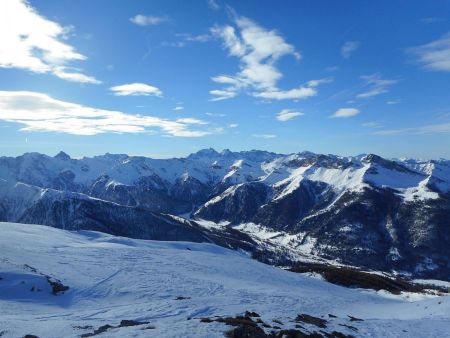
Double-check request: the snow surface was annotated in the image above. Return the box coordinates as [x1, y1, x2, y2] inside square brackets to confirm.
[1, 222, 449, 337]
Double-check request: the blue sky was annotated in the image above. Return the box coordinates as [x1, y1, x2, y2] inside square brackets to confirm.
[1, 0, 450, 159]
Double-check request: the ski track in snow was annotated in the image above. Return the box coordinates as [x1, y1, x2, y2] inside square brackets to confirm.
[0, 222, 449, 338]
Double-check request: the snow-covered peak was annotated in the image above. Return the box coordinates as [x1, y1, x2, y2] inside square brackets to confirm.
[0, 150, 449, 203]
[54, 151, 71, 161]
[187, 147, 220, 160]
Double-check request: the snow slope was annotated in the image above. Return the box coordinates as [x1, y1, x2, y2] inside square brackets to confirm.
[0, 222, 449, 338]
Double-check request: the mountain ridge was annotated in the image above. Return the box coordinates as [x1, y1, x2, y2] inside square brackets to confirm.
[0, 149, 449, 279]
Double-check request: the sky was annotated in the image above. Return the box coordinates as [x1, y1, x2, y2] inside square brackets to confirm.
[1, 0, 450, 159]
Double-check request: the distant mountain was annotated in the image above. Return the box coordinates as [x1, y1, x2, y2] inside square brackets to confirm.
[0, 149, 449, 279]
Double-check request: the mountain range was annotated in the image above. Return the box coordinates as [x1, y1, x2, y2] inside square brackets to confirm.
[0, 149, 449, 280]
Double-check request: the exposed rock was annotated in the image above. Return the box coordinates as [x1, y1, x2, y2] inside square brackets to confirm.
[347, 316, 363, 322]
[295, 314, 327, 328]
[174, 296, 191, 300]
[119, 319, 150, 327]
[289, 262, 449, 295]
[46, 276, 69, 295]
[80, 319, 151, 337]
[224, 324, 267, 338]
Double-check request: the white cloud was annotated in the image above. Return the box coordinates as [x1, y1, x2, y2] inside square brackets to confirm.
[184, 34, 211, 42]
[372, 123, 450, 136]
[110, 83, 162, 97]
[209, 89, 237, 101]
[53, 67, 101, 84]
[210, 15, 327, 101]
[341, 41, 360, 58]
[307, 77, 334, 87]
[130, 15, 169, 26]
[165, 33, 212, 48]
[228, 123, 239, 128]
[409, 32, 450, 72]
[276, 109, 304, 122]
[0, 0, 99, 83]
[386, 100, 401, 105]
[173, 106, 184, 111]
[176, 118, 208, 125]
[254, 86, 317, 100]
[252, 133, 277, 139]
[205, 112, 227, 117]
[207, 0, 220, 10]
[0, 91, 214, 137]
[325, 66, 339, 72]
[421, 17, 446, 24]
[211, 75, 242, 85]
[331, 108, 360, 118]
[356, 73, 399, 99]
[361, 121, 382, 128]
[162, 41, 186, 48]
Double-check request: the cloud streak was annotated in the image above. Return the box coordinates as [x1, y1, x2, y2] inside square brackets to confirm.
[130, 15, 169, 26]
[372, 123, 450, 136]
[361, 121, 382, 128]
[356, 73, 399, 99]
[276, 109, 304, 121]
[409, 32, 450, 72]
[0, 0, 100, 83]
[207, 0, 220, 10]
[252, 133, 277, 139]
[341, 41, 360, 58]
[0, 91, 214, 137]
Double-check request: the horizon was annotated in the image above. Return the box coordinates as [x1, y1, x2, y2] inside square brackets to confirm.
[1, 0, 450, 159]
[3, 147, 449, 162]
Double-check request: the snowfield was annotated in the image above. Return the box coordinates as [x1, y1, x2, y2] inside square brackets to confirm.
[0, 222, 449, 338]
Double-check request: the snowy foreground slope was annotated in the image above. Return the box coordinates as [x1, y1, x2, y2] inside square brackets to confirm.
[1, 222, 449, 338]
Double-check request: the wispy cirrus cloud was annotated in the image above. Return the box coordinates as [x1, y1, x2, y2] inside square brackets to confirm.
[361, 121, 382, 128]
[307, 77, 334, 87]
[420, 17, 446, 24]
[356, 73, 399, 99]
[205, 112, 227, 117]
[110, 83, 162, 97]
[210, 15, 329, 101]
[130, 15, 169, 26]
[386, 100, 401, 105]
[209, 89, 238, 101]
[409, 33, 450, 72]
[0, 91, 215, 137]
[330, 108, 360, 118]
[252, 133, 277, 139]
[0, 0, 100, 84]
[175, 118, 208, 125]
[163, 33, 212, 48]
[341, 41, 360, 58]
[207, 0, 220, 10]
[372, 123, 450, 136]
[325, 66, 339, 72]
[276, 109, 304, 122]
